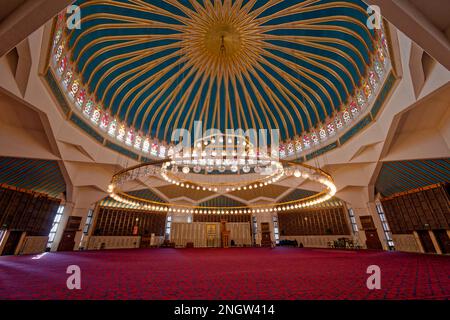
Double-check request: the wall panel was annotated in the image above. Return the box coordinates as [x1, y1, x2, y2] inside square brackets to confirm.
[228, 222, 252, 246]
[87, 236, 141, 250]
[0, 184, 60, 236]
[193, 214, 251, 223]
[391, 234, 421, 252]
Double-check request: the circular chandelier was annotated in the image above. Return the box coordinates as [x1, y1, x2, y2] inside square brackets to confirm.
[108, 133, 337, 214]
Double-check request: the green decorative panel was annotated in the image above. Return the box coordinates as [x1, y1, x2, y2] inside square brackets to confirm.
[69, 113, 105, 143]
[305, 142, 338, 161]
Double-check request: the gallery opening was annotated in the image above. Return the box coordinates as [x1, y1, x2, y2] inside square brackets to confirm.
[0, 0, 449, 301]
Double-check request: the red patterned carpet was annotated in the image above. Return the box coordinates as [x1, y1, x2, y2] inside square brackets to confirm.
[0, 248, 449, 300]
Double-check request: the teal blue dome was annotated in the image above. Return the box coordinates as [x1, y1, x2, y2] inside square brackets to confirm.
[63, 0, 377, 142]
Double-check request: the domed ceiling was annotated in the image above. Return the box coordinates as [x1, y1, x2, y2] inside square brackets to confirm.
[61, 0, 379, 142]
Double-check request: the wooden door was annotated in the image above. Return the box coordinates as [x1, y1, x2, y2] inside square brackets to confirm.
[58, 231, 76, 251]
[417, 230, 436, 253]
[433, 230, 450, 254]
[360, 216, 383, 250]
[1, 231, 23, 255]
[260, 223, 272, 247]
[57, 216, 82, 252]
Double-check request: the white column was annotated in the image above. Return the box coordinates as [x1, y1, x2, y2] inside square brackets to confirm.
[51, 187, 105, 251]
